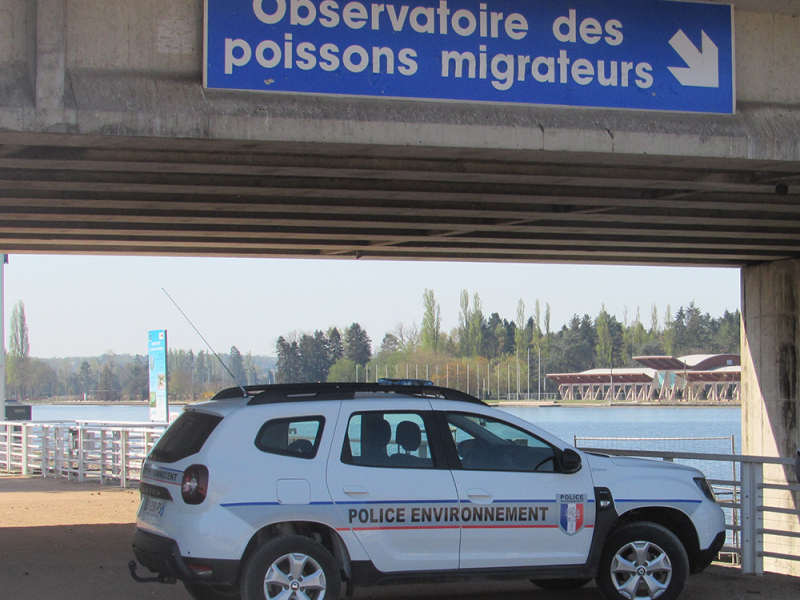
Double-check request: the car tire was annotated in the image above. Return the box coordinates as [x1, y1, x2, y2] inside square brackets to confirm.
[596, 522, 689, 600]
[531, 577, 592, 590]
[183, 582, 241, 600]
[241, 535, 342, 600]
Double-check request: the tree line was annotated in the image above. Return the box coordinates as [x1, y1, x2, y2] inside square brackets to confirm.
[4, 292, 740, 401]
[4, 301, 277, 402]
[274, 290, 740, 397]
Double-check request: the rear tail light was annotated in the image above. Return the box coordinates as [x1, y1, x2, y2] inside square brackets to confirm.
[182, 465, 209, 505]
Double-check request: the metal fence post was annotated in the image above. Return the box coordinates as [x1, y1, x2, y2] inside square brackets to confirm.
[120, 430, 128, 488]
[41, 426, 49, 477]
[1, 423, 8, 471]
[740, 461, 764, 575]
[21, 424, 28, 475]
[78, 427, 85, 483]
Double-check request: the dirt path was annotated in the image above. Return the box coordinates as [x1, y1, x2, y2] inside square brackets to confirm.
[1, 475, 798, 600]
[0, 475, 186, 600]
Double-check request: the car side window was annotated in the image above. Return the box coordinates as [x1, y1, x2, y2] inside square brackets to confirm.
[445, 413, 558, 473]
[254, 416, 324, 459]
[342, 412, 435, 469]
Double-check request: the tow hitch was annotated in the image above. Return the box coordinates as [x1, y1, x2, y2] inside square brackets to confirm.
[128, 560, 177, 584]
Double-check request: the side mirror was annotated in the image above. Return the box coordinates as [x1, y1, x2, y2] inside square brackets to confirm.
[562, 448, 582, 474]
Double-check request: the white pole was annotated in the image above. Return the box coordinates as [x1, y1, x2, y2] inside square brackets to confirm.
[1, 255, 5, 419]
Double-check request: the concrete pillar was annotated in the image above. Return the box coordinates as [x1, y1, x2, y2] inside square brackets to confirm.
[35, 0, 68, 122]
[741, 259, 800, 575]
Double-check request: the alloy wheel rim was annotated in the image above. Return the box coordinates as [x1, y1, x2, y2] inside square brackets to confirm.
[263, 552, 327, 600]
[610, 540, 673, 600]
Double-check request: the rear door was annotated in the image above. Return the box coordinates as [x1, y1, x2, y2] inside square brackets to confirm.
[326, 399, 460, 572]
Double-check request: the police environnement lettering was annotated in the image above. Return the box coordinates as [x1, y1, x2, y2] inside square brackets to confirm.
[347, 504, 551, 526]
[224, 0, 654, 92]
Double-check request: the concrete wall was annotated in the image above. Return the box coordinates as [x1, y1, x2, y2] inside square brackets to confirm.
[737, 11, 800, 104]
[741, 259, 800, 576]
[0, 0, 35, 107]
[66, 0, 201, 74]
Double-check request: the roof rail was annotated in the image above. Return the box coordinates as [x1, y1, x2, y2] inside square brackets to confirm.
[211, 382, 486, 406]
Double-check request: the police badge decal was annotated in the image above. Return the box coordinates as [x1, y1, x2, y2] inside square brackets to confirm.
[557, 494, 587, 535]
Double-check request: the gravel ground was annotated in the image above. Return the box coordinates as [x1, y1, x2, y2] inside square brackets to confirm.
[1, 475, 798, 600]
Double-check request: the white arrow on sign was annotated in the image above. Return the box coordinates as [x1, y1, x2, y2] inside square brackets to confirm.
[668, 30, 719, 88]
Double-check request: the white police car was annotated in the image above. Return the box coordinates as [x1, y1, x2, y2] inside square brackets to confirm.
[130, 382, 725, 600]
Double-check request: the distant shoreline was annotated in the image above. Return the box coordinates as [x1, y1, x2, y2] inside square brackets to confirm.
[23, 399, 741, 409]
[494, 401, 741, 408]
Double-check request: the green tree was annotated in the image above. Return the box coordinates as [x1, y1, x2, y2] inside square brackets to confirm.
[6, 300, 30, 399]
[663, 305, 675, 356]
[327, 327, 344, 364]
[596, 306, 613, 368]
[78, 361, 94, 397]
[379, 333, 400, 355]
[28, 360, 57, 400]
[98, 363, 116, 401]
[421, 289, 441, 352]
[458, 290, 471, 356]
[299, 330, 331, 382]
[344, 323, 372, 366]
[244, 351, 256, 385]
[9, 300, 29, 358]
[468, 292, 484, 356]
[276, 336, 301, 383]
[327, 358, 357, 382]
[515, 299, 527, 353]
[229, 346, 246, 385]
[123, 355, 149, 401]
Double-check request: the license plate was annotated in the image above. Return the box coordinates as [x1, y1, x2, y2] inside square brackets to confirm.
[140, 496, 166, 518]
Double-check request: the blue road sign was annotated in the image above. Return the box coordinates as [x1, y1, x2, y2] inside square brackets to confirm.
[204, 0, 734, 114]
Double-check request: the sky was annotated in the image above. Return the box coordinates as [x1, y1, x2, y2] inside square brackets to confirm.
[1, 254, 741, 359]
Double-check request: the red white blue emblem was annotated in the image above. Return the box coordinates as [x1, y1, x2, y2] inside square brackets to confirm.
[557, 494, 587, 535]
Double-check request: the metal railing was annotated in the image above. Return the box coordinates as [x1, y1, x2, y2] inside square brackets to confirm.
[0, 420, 167, 487]
[576, 443, 800, 575]
[3, 421, 799, 575]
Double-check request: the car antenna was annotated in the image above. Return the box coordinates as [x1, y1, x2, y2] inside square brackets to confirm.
[162, 288, 248, 397]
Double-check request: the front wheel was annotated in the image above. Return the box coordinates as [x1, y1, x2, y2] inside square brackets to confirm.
[241, 535, 342, 600]
[596, 522, 689, 600]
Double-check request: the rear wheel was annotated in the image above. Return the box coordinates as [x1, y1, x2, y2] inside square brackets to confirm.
[241, 535, 341, 600]
[596, 522, 689, 600]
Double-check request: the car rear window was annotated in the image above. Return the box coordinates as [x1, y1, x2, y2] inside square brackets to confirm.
[255, 417, 325, 459]
[148, 411, 223, 463]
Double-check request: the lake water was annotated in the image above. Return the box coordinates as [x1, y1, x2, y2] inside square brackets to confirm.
[30, 403, 742, 451]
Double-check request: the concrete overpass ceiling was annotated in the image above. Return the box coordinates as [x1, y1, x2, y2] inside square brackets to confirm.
[1, 124, 799, 268]
[2, 0, 800, 267]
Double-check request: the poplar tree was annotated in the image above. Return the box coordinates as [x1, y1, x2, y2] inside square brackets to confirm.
[596, 306, 613, 368]
[421, 289, 441, 352]
[7, 300, 30, 399]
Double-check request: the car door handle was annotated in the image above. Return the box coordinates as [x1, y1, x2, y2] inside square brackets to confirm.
[466, 488, 493, 504]
[343, 485, 369, 497]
